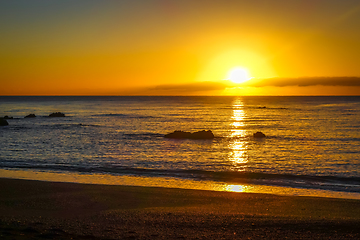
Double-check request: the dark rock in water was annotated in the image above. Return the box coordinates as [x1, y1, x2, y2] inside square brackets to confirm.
[0, 118, 9, 126]
[190, 130, 215, 139]
[3, 115, 13, 119]
[49, 112, 65, 117]
[165, 130, 214, 139]
[253, 132, 266, 138]
[164, 130, 192, 139]
[25, 114, 36, 118]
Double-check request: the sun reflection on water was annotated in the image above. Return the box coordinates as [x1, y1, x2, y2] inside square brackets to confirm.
[229, 99, 248, 168]
[224, 184, 248, 193]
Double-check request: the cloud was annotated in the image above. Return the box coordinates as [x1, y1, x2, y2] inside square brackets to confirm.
[244, 77, 360, 87]
[151, 82, 227, 92]
[118, 81, 228, 95]
[115, 77, 360, 96]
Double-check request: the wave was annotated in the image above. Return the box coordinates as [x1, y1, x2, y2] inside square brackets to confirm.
[1, 164, 359, 193]
[218, 106, 290, 110]
[246, 106, 289, 110]
[121, 133, 164, 140]
[4, 122, 359, 145]
[262, 135, 360, 143]
[4, 123, 104, 131]
[91, 113, 128, 117]
[91, 113, 158, 119]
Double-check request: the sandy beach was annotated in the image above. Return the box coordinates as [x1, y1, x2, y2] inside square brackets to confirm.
[0, 178, 359, 239]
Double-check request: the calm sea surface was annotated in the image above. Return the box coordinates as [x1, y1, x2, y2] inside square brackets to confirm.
[1, 96, 359, 198]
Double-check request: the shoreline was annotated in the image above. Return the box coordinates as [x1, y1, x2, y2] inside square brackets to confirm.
[1, 168, 360, 201]
[1, 178, 360, 239]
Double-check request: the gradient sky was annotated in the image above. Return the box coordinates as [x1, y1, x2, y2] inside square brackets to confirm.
[1, 0, 360, 96]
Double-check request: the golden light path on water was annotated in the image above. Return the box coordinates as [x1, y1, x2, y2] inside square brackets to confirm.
[1, 168, 360, 200]
[229, 99, 248, 170]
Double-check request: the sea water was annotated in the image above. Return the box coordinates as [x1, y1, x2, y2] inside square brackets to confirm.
[0, 96, 359, 199]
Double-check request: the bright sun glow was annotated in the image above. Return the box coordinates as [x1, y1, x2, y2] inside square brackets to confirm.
[227, 67, 252, 84]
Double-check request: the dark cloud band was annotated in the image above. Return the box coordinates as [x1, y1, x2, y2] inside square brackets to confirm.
[245, 77, 360, 87]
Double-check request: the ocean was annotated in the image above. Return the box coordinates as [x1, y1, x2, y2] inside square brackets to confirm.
[1, 96, 359, 199]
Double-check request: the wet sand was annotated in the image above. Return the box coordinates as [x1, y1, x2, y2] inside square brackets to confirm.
[0, 178, 359, 239]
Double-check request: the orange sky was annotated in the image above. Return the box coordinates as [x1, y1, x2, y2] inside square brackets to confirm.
[1, 0, 360, 96]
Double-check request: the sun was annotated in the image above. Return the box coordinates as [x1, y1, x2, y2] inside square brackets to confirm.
[227, 67, 252, 84]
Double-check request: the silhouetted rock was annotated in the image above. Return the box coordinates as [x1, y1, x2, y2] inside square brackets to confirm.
[24, 114, 36, 118]
[165, 130, 192, 139]
[3, 116, 13, 119]
[0, 118, 9, 126]
[253, 132, 266, 138]
[165, 130, 214, 139]
[190, 130, 215, 139]
[49, 112, 65, 117]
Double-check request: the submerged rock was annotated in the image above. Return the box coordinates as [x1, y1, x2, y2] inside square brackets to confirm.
[24, 114, 36, 118]
[49, 112, 65, 117]
[253, 131, 266, 138]
[0, 118, 9, 126]
[165, 130, 214, 139]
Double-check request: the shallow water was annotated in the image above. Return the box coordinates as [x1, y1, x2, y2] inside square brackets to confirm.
[1, 96, 359, 198]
